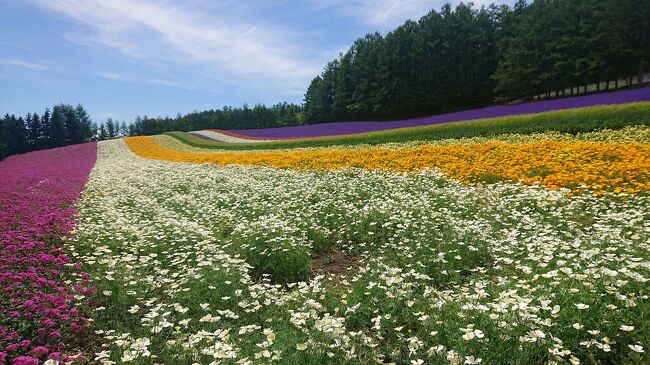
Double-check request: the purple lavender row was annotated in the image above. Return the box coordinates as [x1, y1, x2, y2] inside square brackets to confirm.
[232, 86, 650, 139]
[0, 143, 97, 364]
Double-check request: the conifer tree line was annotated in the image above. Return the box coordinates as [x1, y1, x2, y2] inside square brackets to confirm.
[127, 102, 304, 136]
[0, 104, 128, 159]
[304, 0, 650, 122]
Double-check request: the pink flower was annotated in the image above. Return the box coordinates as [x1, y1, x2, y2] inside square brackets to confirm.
[0, 143, 97, 363]
[11, 356, 39, 365]
[28, 347, 48, 358]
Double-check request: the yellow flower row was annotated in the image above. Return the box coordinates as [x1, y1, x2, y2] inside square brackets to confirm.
[125, 136, 650, 193]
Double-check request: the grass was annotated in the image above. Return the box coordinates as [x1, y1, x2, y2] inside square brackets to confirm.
[165, 102, 650, 150]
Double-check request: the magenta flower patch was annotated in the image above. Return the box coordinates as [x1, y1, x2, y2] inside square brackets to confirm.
[0, 143, 97, 363]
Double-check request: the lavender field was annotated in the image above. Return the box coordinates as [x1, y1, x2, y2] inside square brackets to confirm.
[232, 87, 650, 139]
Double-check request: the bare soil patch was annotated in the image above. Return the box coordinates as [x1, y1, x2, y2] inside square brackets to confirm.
[310, 249, 360, 276]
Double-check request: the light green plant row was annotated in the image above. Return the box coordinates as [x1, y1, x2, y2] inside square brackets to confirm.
[153, 125, 650, 154]
[69, 139, 650, 365]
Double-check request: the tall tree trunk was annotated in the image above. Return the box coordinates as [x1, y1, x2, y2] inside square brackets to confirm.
[628, 76, 633, 86]
[570, 86, 574, 95]
[597, 82, 600, 92]
[640, 19, 647, 85]
[615, 79, 619, 88]
[583, 84, 587, 93]
[639, 57, 645, 84]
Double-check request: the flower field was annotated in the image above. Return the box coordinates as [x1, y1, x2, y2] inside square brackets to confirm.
[66, 135, 649, 365]
[2, 105, 650, 365]
[0, 143, 97, 364]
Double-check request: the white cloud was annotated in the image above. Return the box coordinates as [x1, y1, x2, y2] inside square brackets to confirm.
[311, 0, 436, 28]
[96, 71, 124, 81]
[145, 78, 180, 87]
[312, 0, 515, 28]
[97, 70, 180, 88]
[27, 0, 323, 93]
[2, 59, 49, 71]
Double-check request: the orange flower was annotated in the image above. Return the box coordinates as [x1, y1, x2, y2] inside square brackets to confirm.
[124, 136, 650, 193]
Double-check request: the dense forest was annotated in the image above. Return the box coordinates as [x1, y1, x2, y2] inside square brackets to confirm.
[2, 0, 648, 157]
[0, 105, 128, 159]
[304, 0, 650, 122]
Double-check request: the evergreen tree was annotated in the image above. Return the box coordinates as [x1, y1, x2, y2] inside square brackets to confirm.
[0, 119, 8, 159]
[75, 104, 93, 142]
[41, 107, 51, 148]
[59, 104, 82, 144]
[3, 1, 646, 154]
[50, 106, 67, 147]
[26, 112, 42, 148]
[90, 122, 98, 140]
[99, 123, 108, 141]
[2, 114, 29, 155]
[105, 118, 116, 139]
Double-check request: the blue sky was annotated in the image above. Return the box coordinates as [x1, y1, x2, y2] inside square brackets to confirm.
[1, 0, 513, 122]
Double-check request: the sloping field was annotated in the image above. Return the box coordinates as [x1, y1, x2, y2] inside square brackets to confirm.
[3, 95, 650, 365]
[230, 86, 650, 139]
[72, 133, 649, 364]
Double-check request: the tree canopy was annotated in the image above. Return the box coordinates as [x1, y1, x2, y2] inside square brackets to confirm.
[0, 104, 108, 159]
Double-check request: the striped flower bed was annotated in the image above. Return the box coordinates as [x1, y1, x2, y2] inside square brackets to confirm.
[124, 134, 650, 194]
[229, 86, 650, 139]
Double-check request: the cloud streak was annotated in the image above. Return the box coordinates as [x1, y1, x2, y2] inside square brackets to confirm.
[96, 70, 181, 88]
[312, 0, 514, 28]
[312, 0, 436, 28]
[96, 71, 124, 81]
[27, 0, 323, 93]
[2, 59, 49, 71]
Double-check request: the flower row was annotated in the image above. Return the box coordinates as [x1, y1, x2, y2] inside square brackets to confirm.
[0, 143, 97, 364]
